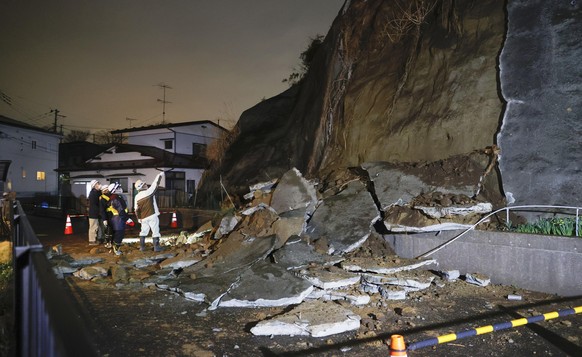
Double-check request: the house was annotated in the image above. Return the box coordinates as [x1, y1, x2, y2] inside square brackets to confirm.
[0, 115, 62, 197]
[61, 121, 227, 210]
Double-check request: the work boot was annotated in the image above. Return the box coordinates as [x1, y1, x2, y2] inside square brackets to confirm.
[153, 237, 163, 252]
[113, 243, 123, 256]
[139, 236, 146, 252]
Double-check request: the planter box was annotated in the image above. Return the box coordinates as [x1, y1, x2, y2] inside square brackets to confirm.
[384, 230, 582, 296]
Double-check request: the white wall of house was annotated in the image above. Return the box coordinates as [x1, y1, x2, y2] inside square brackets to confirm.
[123, 123, 222, 155]
[70, 166, 205, 212]
[0, 123, 61, 197]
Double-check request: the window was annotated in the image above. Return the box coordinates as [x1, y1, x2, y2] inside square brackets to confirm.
[109, 178, 128, 193]
[32, 140, 37, 149]
[21, 168, 26, 178]
[165, 171, 185, 190]
[164, 140, 173, 150]
[36, 171, 46, 181]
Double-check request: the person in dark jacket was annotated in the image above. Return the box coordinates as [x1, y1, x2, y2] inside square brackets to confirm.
[99, 184, 113, 248]
[87, 180, 105, 245]
[105, 183, 129, 255]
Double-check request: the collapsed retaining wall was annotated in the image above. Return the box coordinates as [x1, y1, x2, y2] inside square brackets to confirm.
[385, 230, 582, 297]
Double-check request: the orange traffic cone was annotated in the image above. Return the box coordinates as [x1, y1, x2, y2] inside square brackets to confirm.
[170, 212, 178, 228]
[389, 335, 407, 357]
[64, 215, 73, 235]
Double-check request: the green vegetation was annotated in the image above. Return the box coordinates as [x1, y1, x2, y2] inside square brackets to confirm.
[283, 34, 325, 86]
[509, 217, 582, 237]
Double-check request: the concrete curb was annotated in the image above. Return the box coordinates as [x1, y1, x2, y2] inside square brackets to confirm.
[384, 230, 582, 297]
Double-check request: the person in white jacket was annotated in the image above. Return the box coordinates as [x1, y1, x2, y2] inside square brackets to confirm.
[134, 171, 165, 252]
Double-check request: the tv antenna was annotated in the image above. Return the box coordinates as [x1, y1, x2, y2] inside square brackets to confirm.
[155, 83, 172, 124]
[126, 117, 138, 128]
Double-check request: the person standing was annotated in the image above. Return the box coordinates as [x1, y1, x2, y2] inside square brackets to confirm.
[87, 180, 104, 245]
[105, 183, 129, 255]
[99, 184, 114, 248]
[134, 171, 165, 252]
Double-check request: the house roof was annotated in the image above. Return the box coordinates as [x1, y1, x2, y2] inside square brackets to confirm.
[0, 114, 63, 137]
[59, 143, 209, 172]
[110, 120, 228, 135]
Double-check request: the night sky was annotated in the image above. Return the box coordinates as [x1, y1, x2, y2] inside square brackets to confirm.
[0, 0, 344, 133]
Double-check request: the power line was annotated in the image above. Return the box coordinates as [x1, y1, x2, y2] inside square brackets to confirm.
[50, 109, 66, 133]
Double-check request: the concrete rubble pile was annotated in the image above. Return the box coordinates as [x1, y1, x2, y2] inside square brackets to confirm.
[48, 164, 496, 337]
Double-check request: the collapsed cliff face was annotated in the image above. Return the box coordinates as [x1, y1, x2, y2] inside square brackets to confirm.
[200, 0, 505, 199]
[200, 0, 580, 211]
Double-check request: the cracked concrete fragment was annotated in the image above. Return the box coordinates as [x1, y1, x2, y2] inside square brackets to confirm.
[73, 266, 108, 280]
[270, 168, 318, 215]
[306, 288, 371, 306]
[361, 273, 434, 291]
[296, 266, 361, 290]
[464, 273, 491, 287]
[159, 253, 202, 269]
[175, 270, 242, 306]
[250, 300, 361, 337]
[415, 202, 493, 219]
[272, 237, 344, 270]
[306, 180, 379, 255]
[185, 234, 278, 277]
[341, 256, 437, 274]
[362, 161, 481, 210]
[219, 261, 313, 308]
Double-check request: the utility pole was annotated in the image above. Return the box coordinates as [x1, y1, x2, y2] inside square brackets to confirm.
[50, 109, 66, 133]
[126, 117, 137, 128]
[155, 83, 172, 124]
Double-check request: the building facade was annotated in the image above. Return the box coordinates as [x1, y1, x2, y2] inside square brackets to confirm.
[62, 121, 227, 211]
[0, 115, 62, 196]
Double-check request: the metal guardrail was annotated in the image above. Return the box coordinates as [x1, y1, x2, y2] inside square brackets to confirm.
[418, 205, 582, 259]
[11, 200, 97, 357]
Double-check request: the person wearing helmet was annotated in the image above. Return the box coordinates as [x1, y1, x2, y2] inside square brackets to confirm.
[87, 180, 105, 246]
[99, 184, 114, 248]
[134, 171, 165, 252]
[105, 183, 129, 255]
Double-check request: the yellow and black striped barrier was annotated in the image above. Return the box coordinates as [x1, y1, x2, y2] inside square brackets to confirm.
[407, 305, 582, 351]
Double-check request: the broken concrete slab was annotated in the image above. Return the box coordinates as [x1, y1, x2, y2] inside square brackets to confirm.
[271, 207, 307, 249]
[73, 266, 108, 280]
[158, 251, 202, 270]
[464, 273, 491, 287]
[272, 237, 344, 270]
[175, 271, 242, 306]
[296, 266, 361, 290]
[185, 234, 278, 277]
[219, 261, 314, 308]
[243, 178, 278, 201]
[306, 180, 379, 255]
[214, 212, 241, 240]
[415, 202, 493, 219]
[379, 286, 407, 300]
[340, 256, 437, 275]
[250, 300, 361, 337]
[306, 288, 371, 306]
[383, 205, 476, 233]
[361, 272, 435, 291]
[270, 168, 318, 215]
[362, 160, 483, 210]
